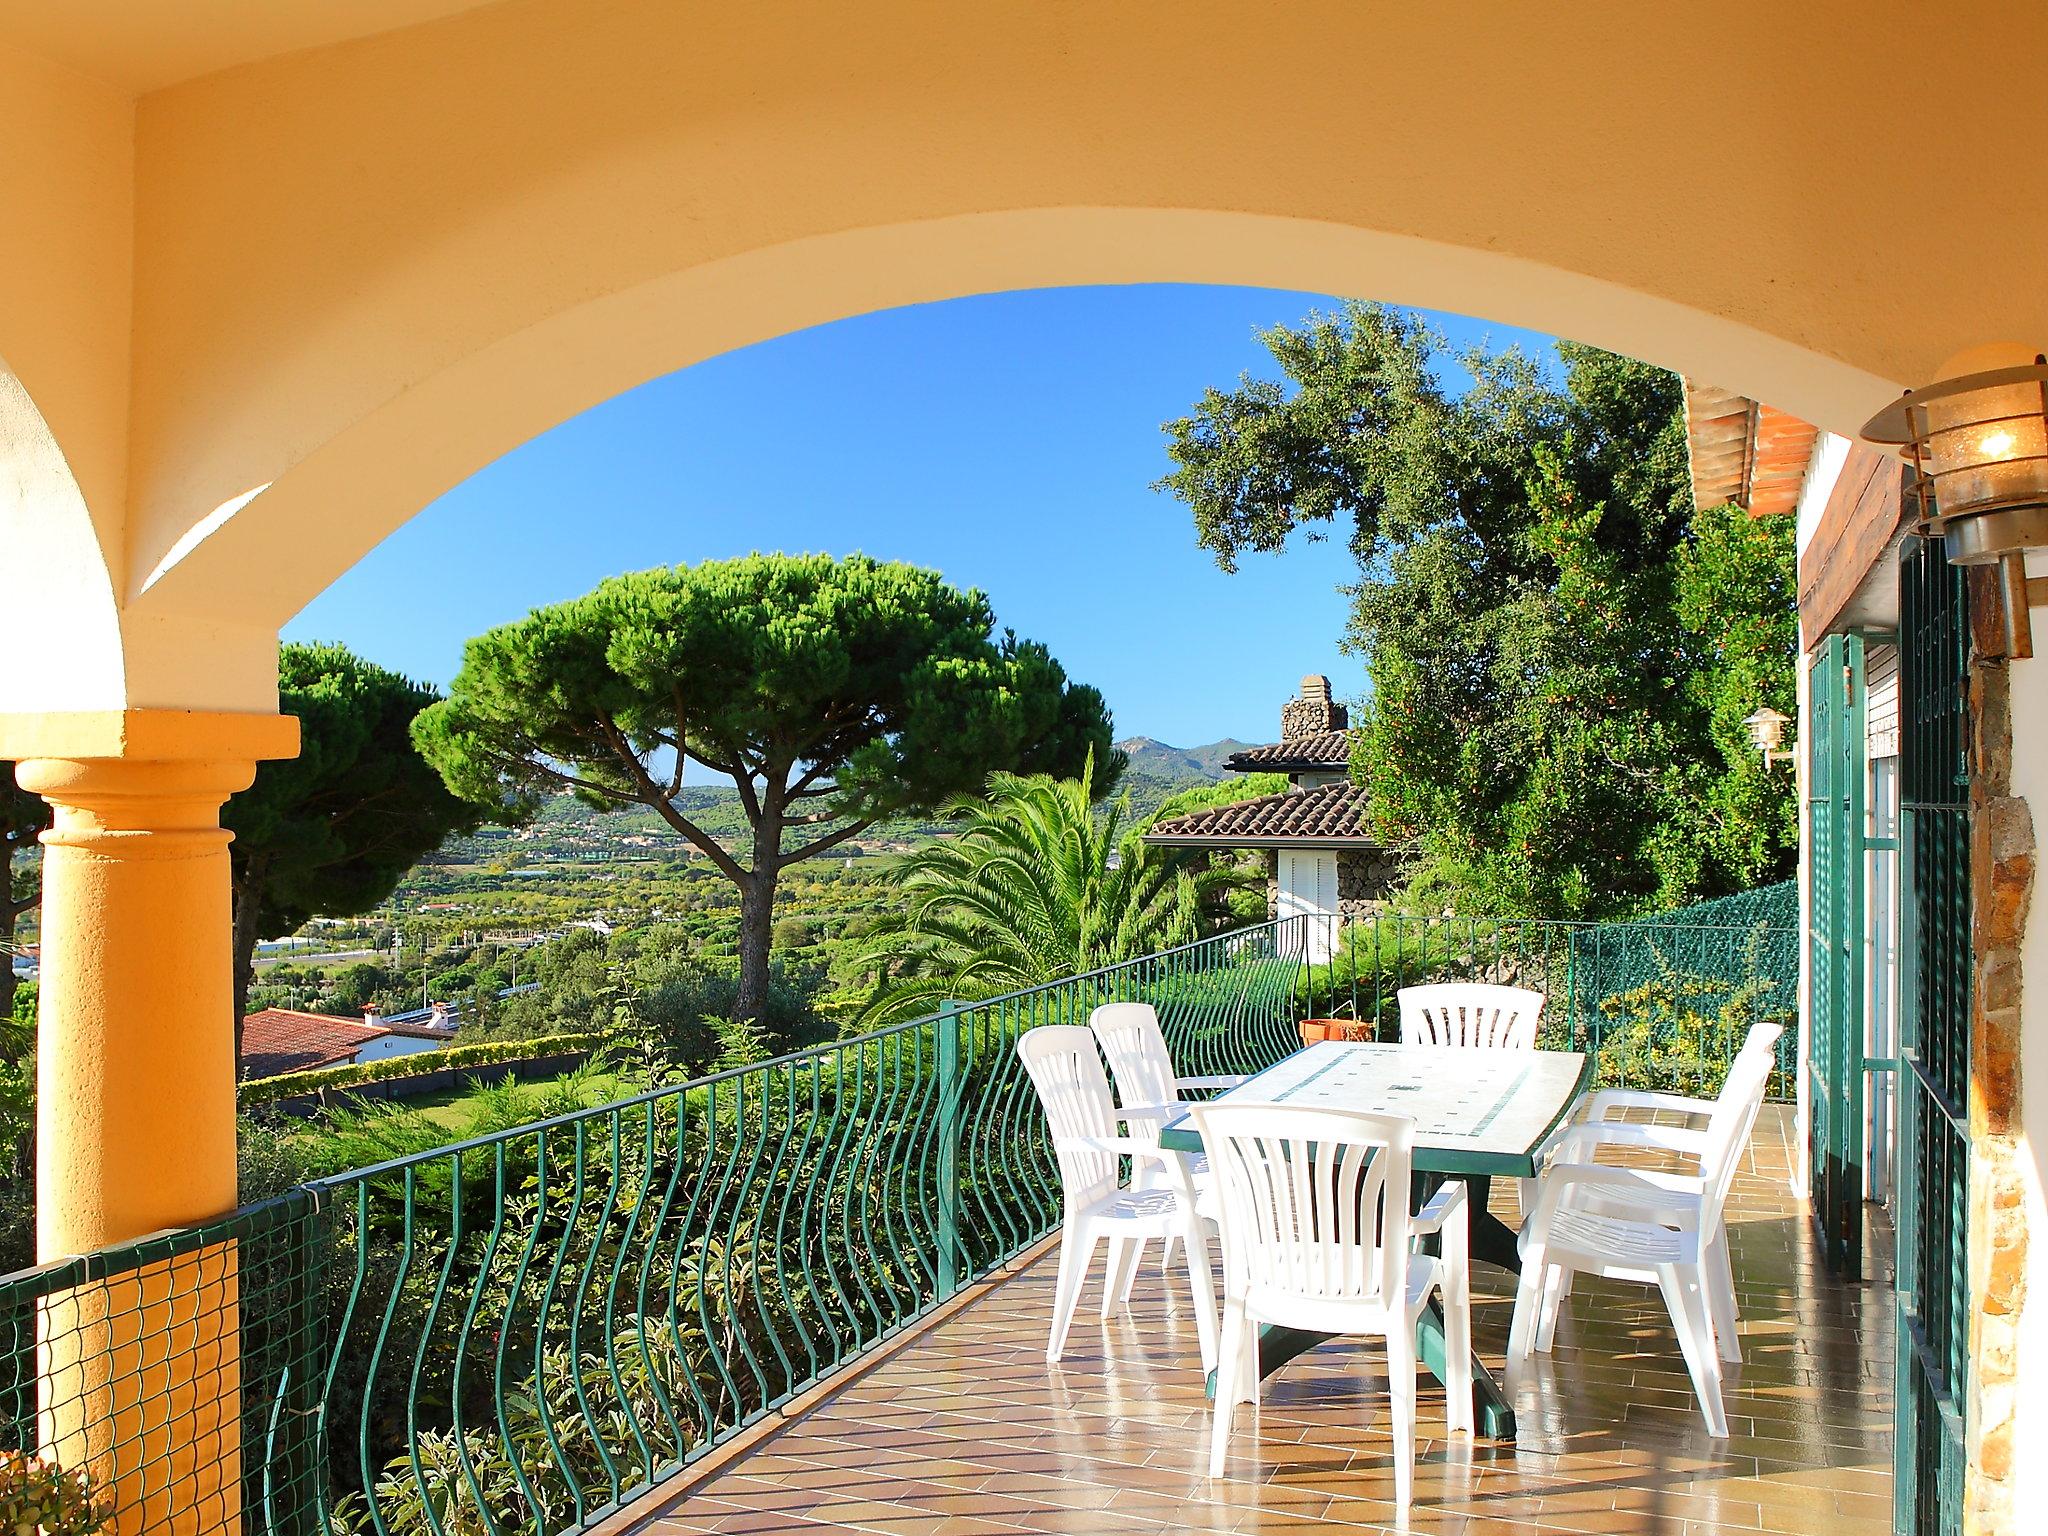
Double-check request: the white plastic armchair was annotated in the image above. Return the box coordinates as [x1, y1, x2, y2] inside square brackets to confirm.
[1398, 983, 1544, 1051]
[1511, 1159, 1728, 1434]
[1511, 1037, 1780, 1436]
[1538, 1031, 1779, 1363]
[1090, 1002, 1247, 1174]
[1518, 1022, 1784, 1219]
[1089, 1002, 1251, 1126]
[1015, 1026, 1219, 1372]
[1190, 1101, 1471, 1512]
[1089, 1002, 1249, 1296]
[1572, 1022, 1785, 1134]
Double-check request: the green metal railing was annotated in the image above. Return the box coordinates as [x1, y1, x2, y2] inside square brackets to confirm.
[0, 898, 1797, 1536]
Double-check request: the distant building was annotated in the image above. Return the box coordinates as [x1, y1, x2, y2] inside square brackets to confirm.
[240, 1007, 457, 1080]
[1143, 675, 1399, 959]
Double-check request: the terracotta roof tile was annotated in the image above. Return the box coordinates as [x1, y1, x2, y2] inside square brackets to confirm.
[240, 1007, 388, 1079]
[1224, 730, 1356, 772]
[1683, 380, 1818, 519]
[1142, 780, 1380, 847]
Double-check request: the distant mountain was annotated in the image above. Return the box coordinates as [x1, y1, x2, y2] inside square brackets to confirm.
[1114, 737, 1258, 782]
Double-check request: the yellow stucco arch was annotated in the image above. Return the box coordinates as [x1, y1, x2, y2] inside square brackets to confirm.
[11, 0, 2048, 715]
[130, 207, 1899, 648]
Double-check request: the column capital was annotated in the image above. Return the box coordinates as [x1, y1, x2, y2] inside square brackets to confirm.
[0, 707, 298, 764]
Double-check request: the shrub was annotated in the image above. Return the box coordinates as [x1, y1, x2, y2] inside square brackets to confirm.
[235, 1031, 607, 1110]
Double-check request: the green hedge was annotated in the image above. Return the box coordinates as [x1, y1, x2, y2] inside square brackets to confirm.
[237, 1031, 609, 1109]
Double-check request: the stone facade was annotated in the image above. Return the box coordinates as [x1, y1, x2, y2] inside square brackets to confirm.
[1964, 595, 2032, 1536]
[1280, 674, 1348, 741]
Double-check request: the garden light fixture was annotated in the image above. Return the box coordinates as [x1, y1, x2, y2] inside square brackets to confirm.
[1862, 343, 2048, 567]
[1864, 343, 2048, 658]
[1743, 706, 1793, 768]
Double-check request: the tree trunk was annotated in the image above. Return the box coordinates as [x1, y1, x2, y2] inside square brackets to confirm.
[0, 895, 18, 1027]
[734, 804, 785, 1026]
[230, 862, 268, 1068]
[734, 875, 776, 1026]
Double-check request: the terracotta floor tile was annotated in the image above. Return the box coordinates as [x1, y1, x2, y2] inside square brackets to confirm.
[621, 1109, 1890, 1536]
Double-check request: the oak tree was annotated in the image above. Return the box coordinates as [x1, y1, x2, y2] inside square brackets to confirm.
[1158, 302, 1795, 918]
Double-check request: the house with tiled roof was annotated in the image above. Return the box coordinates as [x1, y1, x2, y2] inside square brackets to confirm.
[240, 1006, 457, 1080]
[1143, 676, 1399, 957]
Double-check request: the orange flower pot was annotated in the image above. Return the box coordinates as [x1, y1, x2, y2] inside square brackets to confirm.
[1298, 1018, 1371, 1046]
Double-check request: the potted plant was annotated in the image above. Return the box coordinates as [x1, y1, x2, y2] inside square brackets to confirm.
[0, 1450, 105, 1536]
[1298, 1016, 1372, 1046]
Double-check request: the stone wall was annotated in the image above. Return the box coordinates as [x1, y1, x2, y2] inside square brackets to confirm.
[1965, 589, 2033, 1536]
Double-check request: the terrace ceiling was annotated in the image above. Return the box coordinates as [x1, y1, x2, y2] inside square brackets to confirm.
[6, 0, 2048, 718]
[0, 0, 497, 90]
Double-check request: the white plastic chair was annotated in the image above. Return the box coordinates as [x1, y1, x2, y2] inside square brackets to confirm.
[1509, 1035, 1780, 1437]
[1015, 1026, 1219, 1374]
[1524, 1021, 1783, 1359]
[1089, 1002, 1250, 1136]
[1190, 1101, 1471, 1513]
[1089, 1002, 1248, 1292]
[1398, 982, 1544, 1051]
[1518, 1019, 1783, 1214]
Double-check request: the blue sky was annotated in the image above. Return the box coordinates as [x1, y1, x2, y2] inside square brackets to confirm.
[286, 285, 1557, 754]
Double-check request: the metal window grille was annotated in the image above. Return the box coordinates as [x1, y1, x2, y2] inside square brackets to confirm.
[1895, 534, 1970, 1536]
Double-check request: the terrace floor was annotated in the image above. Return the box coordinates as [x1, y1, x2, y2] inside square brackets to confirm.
[623, 1107, 1893, 1536]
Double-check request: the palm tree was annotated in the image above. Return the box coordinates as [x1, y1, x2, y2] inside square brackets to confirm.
[843, 756, 1249, 1026]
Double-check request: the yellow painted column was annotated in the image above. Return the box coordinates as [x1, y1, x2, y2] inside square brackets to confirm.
[0, 710, 297, 1536]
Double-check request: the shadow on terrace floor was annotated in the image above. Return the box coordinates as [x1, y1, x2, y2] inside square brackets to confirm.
[623, 1106, 1893, 1536]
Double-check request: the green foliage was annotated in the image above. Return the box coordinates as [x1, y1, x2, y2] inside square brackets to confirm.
[0, 1449, 105, 1536]
[227, 642, 511, 1016]
[275, 1055, 629, 1183]
[0, 769, 47, 1024]
[709, 1013, 774, 1071]
[235, 1113, 313, 1205]
[845, 758, 1253, 1025]
[413, 554, 1119, 1022]
[1157, 302, 1796, 918]
[235, 1030, 608, 1109]
[769, 915, 816, 950]
[472, 923, 828, 1071]
[1591, 928, 1795, 1098]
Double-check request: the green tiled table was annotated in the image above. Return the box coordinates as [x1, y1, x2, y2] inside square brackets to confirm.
[1159, 1040, 1594, 1440]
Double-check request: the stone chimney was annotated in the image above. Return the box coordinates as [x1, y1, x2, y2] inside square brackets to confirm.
[1280, 675, 1348, 740]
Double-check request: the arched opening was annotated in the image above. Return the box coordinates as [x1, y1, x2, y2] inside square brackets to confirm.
[121, 208, 1893, 709]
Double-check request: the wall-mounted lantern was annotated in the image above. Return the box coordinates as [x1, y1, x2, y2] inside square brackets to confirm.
[1862, 342, 2048, 658]
[1743, 706, 1794, 769]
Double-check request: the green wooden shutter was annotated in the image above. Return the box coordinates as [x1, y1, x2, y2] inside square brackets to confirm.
[1806, 631, 1867, 1277]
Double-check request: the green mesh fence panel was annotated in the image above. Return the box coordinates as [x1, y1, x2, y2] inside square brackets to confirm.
[0, 899, 1797, 1536]
[1298, 890, 1797, 1101]
[1564, 882, 1800, 1100]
